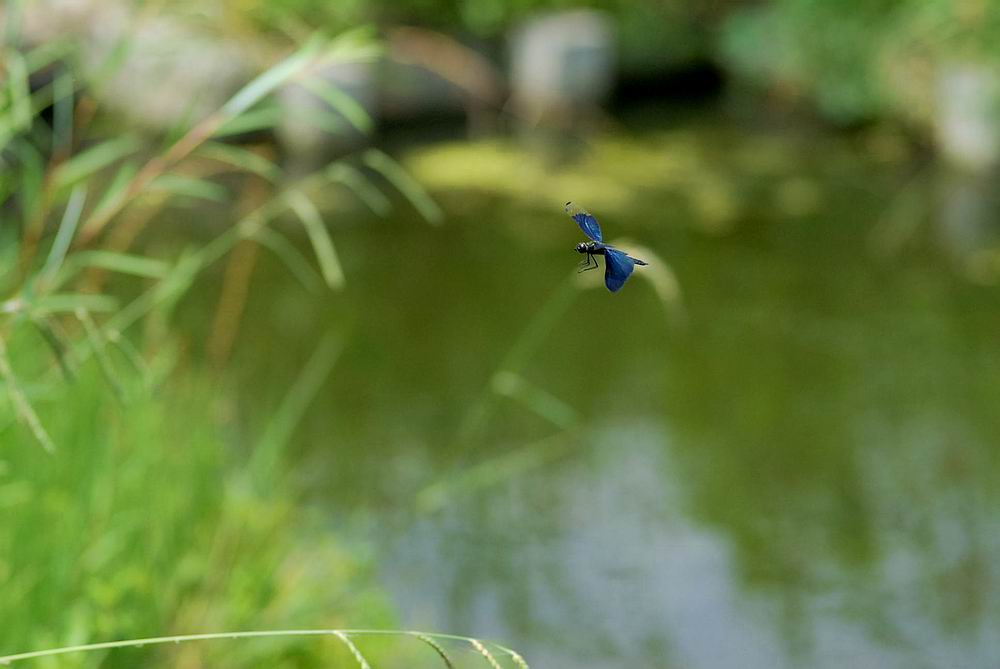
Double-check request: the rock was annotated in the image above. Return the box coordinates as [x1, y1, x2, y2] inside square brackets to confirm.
[934, 64, 1000, 171]
[508, 10, 616, 123]
[11, 0, 255, 131]
[275, 59, 376, 169]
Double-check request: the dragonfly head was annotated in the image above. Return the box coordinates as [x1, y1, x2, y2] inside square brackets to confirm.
[575, 242, 589, 254]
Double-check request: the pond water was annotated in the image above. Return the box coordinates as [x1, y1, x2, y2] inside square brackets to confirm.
[214, 107, 1000, 668]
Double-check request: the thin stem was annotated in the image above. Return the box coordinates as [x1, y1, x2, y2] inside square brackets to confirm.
[0, 629, 527, 666]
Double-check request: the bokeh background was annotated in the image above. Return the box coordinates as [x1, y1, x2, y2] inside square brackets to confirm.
[3, 0, 1000, 667]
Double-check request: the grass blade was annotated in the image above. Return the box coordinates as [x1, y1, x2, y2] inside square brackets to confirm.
[508, 651, 530, 669]
[31, 293, 118, 315]
[0, 335, 55, 453]
[326, 163, 391, 216]
[76, 308, 125, 402]
[333, 632, 372, 669]
[149, 174, 229, 203]
[53, 135, 140, 191]
[88, 161, 138, 225]
[220, 35, 324, 119]
[52, 70, 74, 152]
[0, 630, 526, 666]
[249, 227, 325, 293]
[491, 371, 578, 429]
[415, 634, 455, 668]
[5, 51, 32, 132]
[22, 38, 73, 73]
[298, 75, 373, 134]
[105, 329, 151, 390]
[469, 639, 503, 669]
[29, 317, 75, 382]
[363, 148, 443, 225]
[213, 105, 285, 137]
[38, 185, 86, 286]
[11, 141, 44, 223]
[196, 142, 280, 182]
[57, 250, 170, 287]
[252, 333, 343, 485]
[286, 190, 345, 289]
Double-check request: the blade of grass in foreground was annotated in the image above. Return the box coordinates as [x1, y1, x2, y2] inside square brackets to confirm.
[221, 35, 325, 119]
[299, 74, 373, 134]
[0, 630, 529, 668]
[286, 190, 345, 289]
[0, 335, 55, 453]
[326, 162, 392, 216]
[251, 332, 343, 487]
[52, 135, 140, 192]
[149, 173, 229, 203]
[249, 227, 325, 293]
[196, 142, 280, 182]
[37, 185, 86, 288]
[363, 149, 443, 225]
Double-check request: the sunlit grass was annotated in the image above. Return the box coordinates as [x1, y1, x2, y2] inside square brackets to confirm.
[0, 11, 528, 667]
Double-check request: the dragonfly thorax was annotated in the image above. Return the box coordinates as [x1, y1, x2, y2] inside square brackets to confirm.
[576, 241, 605, 255]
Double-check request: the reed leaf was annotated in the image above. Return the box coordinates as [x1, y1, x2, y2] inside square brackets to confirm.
[38, 185, 86, 287]
[88, 161, 138, 224]
[28, 316, 75, 382]
[196, 142, 280, 182]
[220, 35, 324, 119]
[76, 308, 125, 402]
[249, 227, 325, 293]
[298, 75, 373, 133]
[31, 293, 118, 315]
[53, 135, 140, 192]
[326, 163, 391, 216]
[57, 250, 171, 286]
[491, 370, 578, 429]
[253, 332, 343, 481]
[4, 50, 32, 133]
[213, 105, 284, 137]
[11, 141, 44, 223]
[149, 174, 229, 203]
[0, 335, 54, 453]
[287, 190, 345, 289]
[363, 149, 443, 225]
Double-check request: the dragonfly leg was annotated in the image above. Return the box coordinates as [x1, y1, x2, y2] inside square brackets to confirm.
[579, 254, 599, 272]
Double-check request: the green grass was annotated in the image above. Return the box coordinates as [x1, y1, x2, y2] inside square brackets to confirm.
[0, 345, 395, 667]
[0, 10, 527, 667]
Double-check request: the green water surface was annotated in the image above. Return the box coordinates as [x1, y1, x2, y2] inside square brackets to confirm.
[208, 109, 1000, 668]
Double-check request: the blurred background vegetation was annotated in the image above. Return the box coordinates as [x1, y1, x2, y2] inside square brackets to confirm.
[3, 0, 1000, 667]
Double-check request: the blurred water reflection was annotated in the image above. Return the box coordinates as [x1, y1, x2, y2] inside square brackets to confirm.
[213, 108, 1000, 668]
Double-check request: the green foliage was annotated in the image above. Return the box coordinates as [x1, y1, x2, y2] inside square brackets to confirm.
[234, 0, 719, 70]
[0, 345, 396, 666]
[719, 0, 1000, 124]
[0, 12, 525, 668]
[0, 24, 439, 452]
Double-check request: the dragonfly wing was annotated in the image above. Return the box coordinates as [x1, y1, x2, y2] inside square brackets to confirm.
[603, 248, 636, 292]
[565, 201, 603, 242]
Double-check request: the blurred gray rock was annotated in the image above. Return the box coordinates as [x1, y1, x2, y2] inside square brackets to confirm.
[275, 59, 376, 169]
[509, 10, 616, 123]
[14, 0, 255, 130]
[935, 64, 1000, 171]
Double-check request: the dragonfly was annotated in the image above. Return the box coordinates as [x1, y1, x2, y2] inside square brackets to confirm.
[565, 202, 648, 292]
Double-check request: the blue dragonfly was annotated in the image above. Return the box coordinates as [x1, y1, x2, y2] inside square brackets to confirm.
[565, 202, 648, 292]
